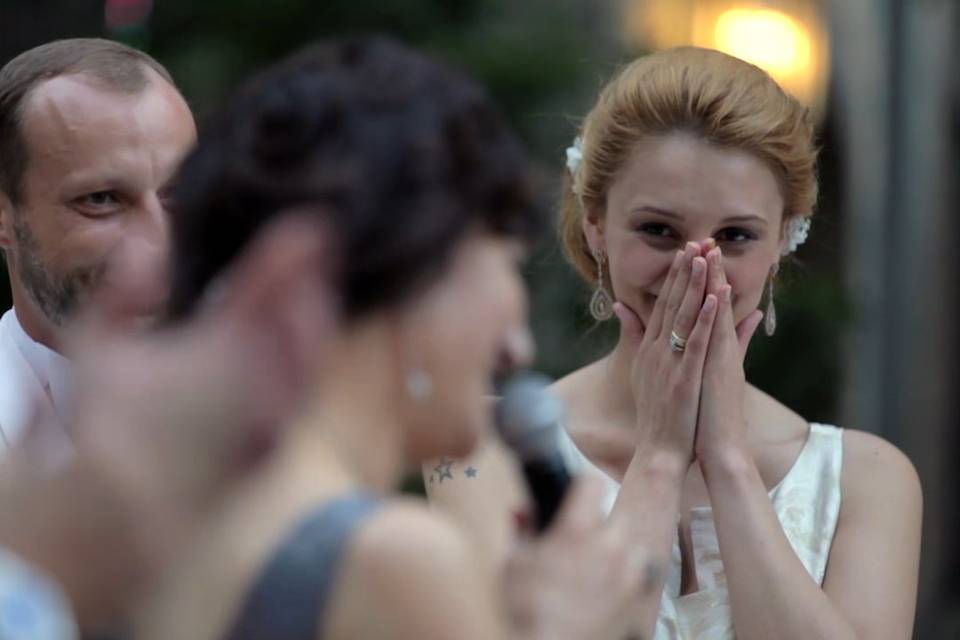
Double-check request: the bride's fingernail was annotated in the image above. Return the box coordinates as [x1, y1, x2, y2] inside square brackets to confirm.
[692, 258, 704, 276]
[703, 295, 717, 313]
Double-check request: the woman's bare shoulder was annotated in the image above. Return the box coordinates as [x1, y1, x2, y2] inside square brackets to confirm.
[327, 498, 501, 639]
[820, 430, 922, 637]
[350, 498, 472, 564]
[839, 429, 922, 515]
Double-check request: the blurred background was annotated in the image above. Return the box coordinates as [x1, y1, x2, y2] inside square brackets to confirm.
[0, 0, 956, 636]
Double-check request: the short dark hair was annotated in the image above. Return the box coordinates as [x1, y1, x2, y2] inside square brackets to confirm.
[168, 37, 544, 320]
[0, 38, 177, 205]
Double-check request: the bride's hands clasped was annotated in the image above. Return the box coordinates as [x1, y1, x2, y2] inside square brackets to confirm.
[694, 244, 764, 469]
[612, 242, 716, 467]
[612, 241, 766, 468]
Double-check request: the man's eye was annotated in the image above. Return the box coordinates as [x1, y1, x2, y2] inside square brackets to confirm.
[80, 192, 121, 207]
[74, 191, 123, 216]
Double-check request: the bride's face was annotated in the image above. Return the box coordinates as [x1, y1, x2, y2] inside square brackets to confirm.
[584, 131, 786, 329]
[398, 231, 532, 460]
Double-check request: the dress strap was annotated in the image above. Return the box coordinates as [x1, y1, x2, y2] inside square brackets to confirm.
[224, 492, 381, 640]
[770, 423, 843, 584]
[775, 424, 843, 494]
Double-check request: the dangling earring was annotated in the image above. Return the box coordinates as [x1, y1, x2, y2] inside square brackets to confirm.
[405, 367, 433, 402]
[589, 248, 614, 321]
[765, 263, 779, 337]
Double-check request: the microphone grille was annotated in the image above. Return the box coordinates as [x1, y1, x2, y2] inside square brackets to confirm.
[494, 373, 565, 459]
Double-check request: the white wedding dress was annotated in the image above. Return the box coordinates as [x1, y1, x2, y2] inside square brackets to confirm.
[558, 423, 843, 639]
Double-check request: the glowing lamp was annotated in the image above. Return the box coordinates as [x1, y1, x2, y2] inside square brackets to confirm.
[625, 0, 830, 116]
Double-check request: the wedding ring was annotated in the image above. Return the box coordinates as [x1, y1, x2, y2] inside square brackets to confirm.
[669, 330, 687, 353]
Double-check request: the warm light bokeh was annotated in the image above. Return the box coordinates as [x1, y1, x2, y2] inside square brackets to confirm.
[714, 8, 812, 77]
[626, 0, 829, 116]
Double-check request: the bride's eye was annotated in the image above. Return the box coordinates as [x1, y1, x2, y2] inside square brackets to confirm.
[714, 227, 757, 244]
[635, 223, 681, 245]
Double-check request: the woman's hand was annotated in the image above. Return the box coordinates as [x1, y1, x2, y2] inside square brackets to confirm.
[502, 475, 656, 640]
[694, 247, 764, 468]
[613, 242, 717, 466]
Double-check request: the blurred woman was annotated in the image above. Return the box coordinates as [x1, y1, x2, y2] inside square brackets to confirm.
[132, 37, 651, 640]
[429, 47, 922, 639]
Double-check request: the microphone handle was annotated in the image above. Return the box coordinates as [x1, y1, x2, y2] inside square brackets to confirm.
[521, 454, 573, 533]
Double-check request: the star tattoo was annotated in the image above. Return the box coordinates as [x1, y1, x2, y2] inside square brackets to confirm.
[465, 466, 477, 478]
[433, 458, 455, 484]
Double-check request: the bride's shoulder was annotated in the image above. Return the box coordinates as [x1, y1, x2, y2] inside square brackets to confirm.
[752, 387, 917, 486]
[838, 429, 921, 504]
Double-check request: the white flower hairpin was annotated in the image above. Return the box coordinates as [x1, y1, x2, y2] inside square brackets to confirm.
[782, 216, 811, 256]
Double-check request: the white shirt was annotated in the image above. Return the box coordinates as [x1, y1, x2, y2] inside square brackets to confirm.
[0, 308, 73, 463]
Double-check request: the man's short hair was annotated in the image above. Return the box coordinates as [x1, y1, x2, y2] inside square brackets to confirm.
[0, 38, 177, 206]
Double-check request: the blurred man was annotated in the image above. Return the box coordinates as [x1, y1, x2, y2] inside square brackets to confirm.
[0, 39, 196, 456]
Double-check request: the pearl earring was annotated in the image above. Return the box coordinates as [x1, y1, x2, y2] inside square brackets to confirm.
[405, 368, 433, 402]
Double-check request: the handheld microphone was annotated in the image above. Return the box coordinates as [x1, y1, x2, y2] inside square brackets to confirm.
[494, 373, 573, 533]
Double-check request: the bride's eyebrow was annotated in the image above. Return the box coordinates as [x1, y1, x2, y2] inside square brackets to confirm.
[628, 205, 682, 219]
[720, 215, 768, 225]
[627, 206, 769, 226]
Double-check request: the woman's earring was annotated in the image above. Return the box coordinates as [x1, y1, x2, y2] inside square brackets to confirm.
[589, 249, 614, 321]
[405, 367, 433, 402]
[765, 263, 779, 337]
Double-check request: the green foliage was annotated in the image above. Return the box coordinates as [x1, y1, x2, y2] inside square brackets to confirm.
[147, 0, 610, 150]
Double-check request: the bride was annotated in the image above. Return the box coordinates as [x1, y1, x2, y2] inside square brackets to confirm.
[427, 46, 922, 639]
